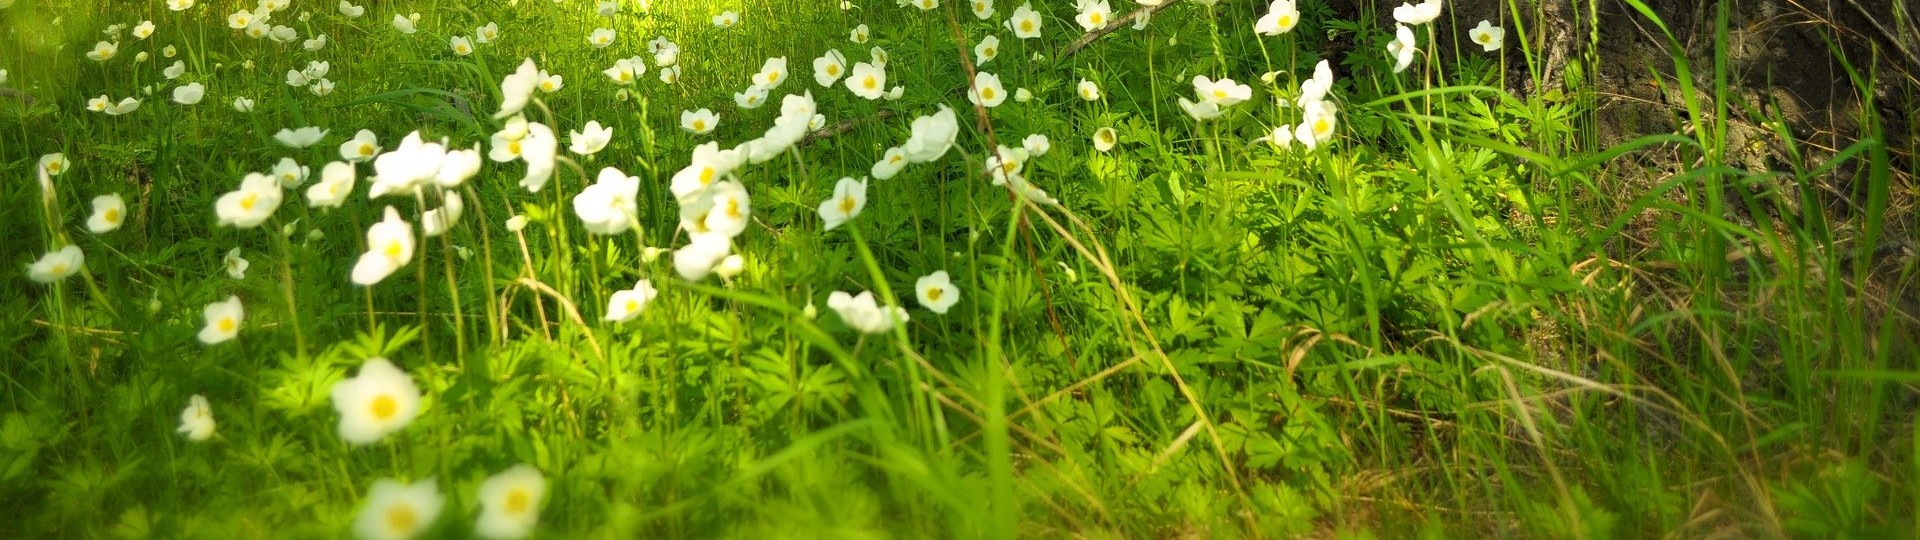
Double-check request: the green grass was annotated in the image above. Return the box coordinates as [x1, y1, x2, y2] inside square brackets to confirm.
[2, 0, 1915, 538]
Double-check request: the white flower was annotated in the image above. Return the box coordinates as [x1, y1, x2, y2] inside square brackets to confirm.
[392, 14, 417, 34]
[1007, 3, 1043, 39]
[734, 86, 768, 109]
[1023, 133, 1051, 156]
[275, 127, 328, 148]
[177, 394, 215, 441]
[87, 41, 118, 62]
[1178, 97, 1223, 120]
[420, 191, 464, 237]
[846, 62, 887, 100]
[537, 72, 563, 93]
[435, 146, 482, 188]
[105, 97, 142, 116]
[168, 0, 196, 11]
[659, 65, 681, 84]
[916, 271, 960, 314]
[476, 22, 500, 43]
[505, 215, 528, 232]
[602, 280, 658, 322]
[673, 232, 732, 281]
[712, 10, 739, 28]
[670, 142, 744, 201]
[517, 123, 559, 193]
[573, 167, 640, 235]
[268, 25, 299, 43]
[1194, 75, 1252, 107]
[906, 0, 939, 11]
[40, 153, 70, 178]
[902, 105, 959, 163]
[969, 72, 1008, 108]
[1297, 59, 1334, 108]
[451, 36, 474, 56]
[827, 291, 908, 334]
[352, 478, 442, 540]
[681, 109, 719, 135]
[971, 0, 996, 19]
[286, 70, 311, 88]
[215, 173, 284, 228]
[602, 58, 643, 86]
[304, 34, 329, 51]
[224, 247, 250, 279]
[588, 28, 615, 48]
[1258, 123, 1296, 151]
[751, 57, 789, 89]
[974, 35, 1000, 66]
[1075, 0, 1112, 31]
[225, 97, 252, 113]
[813, 49, 848, 87]
[351, 206, 416, 286]
[871, 147, 909, 180]
[1387, 24, 1418, 73]
[1093, 126, 1118, 152]
[197, 295, 244, 344]
[133, 21, 155, 39]
[569, 121, 614, 156]
[1392, 0, 1443, 25]
[1468, 20, 1504, 52]
[163, 60, 187, 80]
[496, 59, 540, 120]
[1014, 87, 1033, 102]
[272, 157, 309, 188]
[1077, 79, 1101, 101]
[1255, 0, 1299, 35]
[475, 465, 547, 539]
[714, 254, 745, 282]
[86, 193, 127, 233]
[341, 129, 382, 162]
[370, 132, 446, 197]
[702, 180, 752, 238]
[339, 1, 364, 18]
[817, 177, 867, 231]
[304, 60, 331, 80]
[331, 357, 422, 444]
[598, 0, 619, 17]
[226, 10, 254, 29]
[171, 82, 205, 105]
[850, 24, 870, 43]
[26, 245, 84, 284]
[1294, 99, 1338, 151]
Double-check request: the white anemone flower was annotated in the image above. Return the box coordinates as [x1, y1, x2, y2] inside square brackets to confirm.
[339, 1, 365, 18]
[971, 0, 996, 19]
[902, 105, 960, 163]
[1392, 0, 1443, 25]
[1007, 3, 1043, 39]
[602, 280, 658, 323]
[450, 36, 474, 56]
[1023, 133, 1051, 156]
[850, 24, 870, 44]
[846, 62, 887, 100]
[330, 357, 421, 445]
[751, 57, 789, 89]
[177, 394, 216, 441]
[272, 157, 309, 188]
[572, 167, 640, 235]
[569, 121, 614, 156]
[87, 41, 119, 62]
[86, 194, 127, 233]
[133, 21, 155, 39]
[1193, 75, 1253, 107]
[871, 147, 909, 180]
[712, 11, 739, 28]
[27, 246, 84, 284]
[1075, 0, 1112, 31]
[681, 109, 719, 135]
[352, 478, 443, 540]
[517, 123, 559, 193]
[420, 191, 464, 237]
[1093, 127, 1118, 152]
[275, 127, 328, 148]
[496, 59, 540, 120]
[351, 206, 415, 286]
[1387, 24, 1418, 73]
[816, 177, 867, 231]
[673, 232, 733, 281]
[588, 28, 615, 48]
[734, 86, 768, 109]
[1255, 0, 1300, 35]
[233, 97, 255, 112]
[537, 72, 563, 93]
[475, 465, 547, 539]
[224, 247, 250, 279]
[341, 129, 382, 162]
[1077, 79, 1101, 101]
[392, 14, 417, 34]
[197, 295, 244, 344]
[827, 291, 909, 334]
[916, 271, 961, 314]
[1469, 20, 1504, 52]
[813, 49, 849, 87]
[304, 34, 329, 51]
[214, 173, 284, 228]
[974, 35, 1001, 66]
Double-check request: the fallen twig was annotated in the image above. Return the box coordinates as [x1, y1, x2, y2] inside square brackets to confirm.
[1058, 2, 1178, 61]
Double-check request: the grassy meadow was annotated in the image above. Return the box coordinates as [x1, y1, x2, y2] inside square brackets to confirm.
[2, 0, 1916, 537]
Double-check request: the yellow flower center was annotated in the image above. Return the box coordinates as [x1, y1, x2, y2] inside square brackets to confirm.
[47, 161, 62, 172]
[217, 317, 235, 333]
[1313, 118, 1330, 134]
[769, 70, 781, 81]
[239, 193, 258, 211]
[981, 87, 996, 100]
[506, 489, 531, 513]
[1020, 20, 1033, 32]
[839, 195, 857, 214]
[51, 263, 69, 275]
[508, 140, 522, 155]
[984, 47, 996, 57]
[104, 208, 121, 224]
[360, 143, 375, 156]
[623, 300, 639, 314]
[370, 394, 398, 420]
[927, 287, 943, 301]
[1280, 14, 1293, 26]
[541, 82, 555, 91]
[826, 64, 840, 76]
[862, 77, 876, 90]
[1479, 34, 1491, 43]
[725, 197, 742, 218]
[385, 240, 404, 258]
[1091, 13, 1104, 25]
[1213, 89, 1227, 99]
[692, 120, 706, 131]
[698, 167, 715, 185]
[619, 72, 632, 82]
[385, 504, 416, 532]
